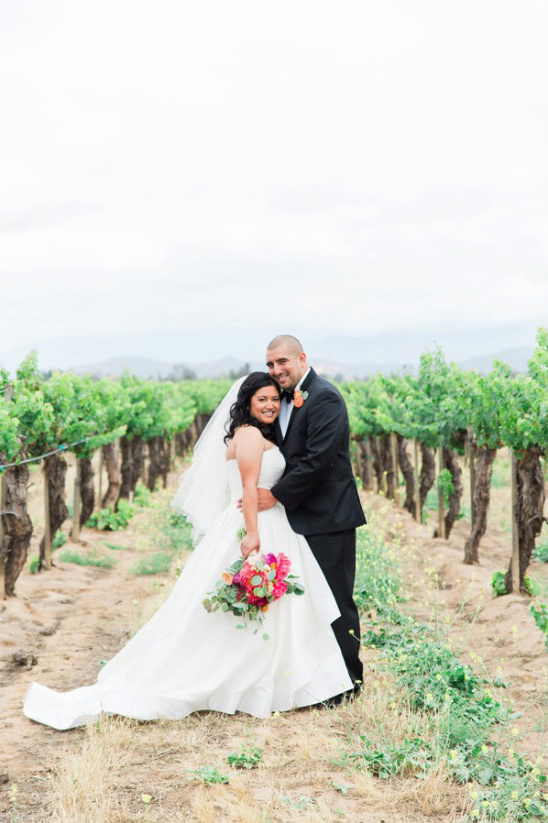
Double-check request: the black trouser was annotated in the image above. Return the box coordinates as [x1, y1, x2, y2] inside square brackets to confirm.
[305, 529, 363, 688]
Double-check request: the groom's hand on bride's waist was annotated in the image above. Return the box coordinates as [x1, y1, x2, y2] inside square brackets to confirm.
[257, 489, 276, 511]
[236, 490, 277, 512]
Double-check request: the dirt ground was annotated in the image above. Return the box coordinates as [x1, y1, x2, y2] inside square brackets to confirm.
[0, 455, 546, 822]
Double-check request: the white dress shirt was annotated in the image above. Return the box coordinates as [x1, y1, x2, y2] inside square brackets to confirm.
[278, 367, 311, 438]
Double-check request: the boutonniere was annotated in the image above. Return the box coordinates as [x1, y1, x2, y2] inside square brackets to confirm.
[292, 389, 309, 408]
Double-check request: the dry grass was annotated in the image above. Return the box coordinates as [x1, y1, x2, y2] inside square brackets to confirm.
[30, 659, 468, 823]
[3, 455, 547, 823]
[22, 674, 469, 823]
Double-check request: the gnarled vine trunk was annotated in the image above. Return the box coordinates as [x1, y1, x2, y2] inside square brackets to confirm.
[505, 447, 546, 594]
[368, 436, 384, 492]
[419, 444, 435, 519]
[380, 434, 395, 499]
[147, 436, 170, 491]
[101, 442, 120, 510]
[194, 413, 211, 439]
[79, 457, 95, 526]
[175, 427, 194, 457]
[39, 452, 68, 568]
[1, 465, 33, 596]
[433, 448, 462, 539]
[397, 436, 416, 516]
[353, 437, 372, 490]
[119, 436, 144, 501]
[463, 446, 497, 564]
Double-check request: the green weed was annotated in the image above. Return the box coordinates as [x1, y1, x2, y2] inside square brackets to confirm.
[85, 499, 134, 531]
[158, 512, 194, 554]
[532, 540, 548, 564]
[186, 765, 229, 785]
[129, 552, 173, 576]
[227, 743, 263, 770]
[133, 483, 152, 507]
[491, 571, 507, 596]
[353, 526, 402, 614]
[491, 571, 536, 597]
[529, 602, 548, 651]
[346, 521, 547, 822]
[58, 549, 115, 569]
[52, 530, 67, 550]
[343, 734, 432, 779]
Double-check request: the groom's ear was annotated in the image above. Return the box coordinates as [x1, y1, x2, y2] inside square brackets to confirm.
[298, 352, 307, 369]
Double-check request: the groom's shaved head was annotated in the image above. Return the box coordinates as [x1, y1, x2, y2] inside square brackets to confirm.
[267, 335, 303, 356]
[266, 335, 307, 391]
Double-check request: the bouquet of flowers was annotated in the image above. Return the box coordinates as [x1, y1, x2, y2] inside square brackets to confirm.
[202, 551, 305, 633]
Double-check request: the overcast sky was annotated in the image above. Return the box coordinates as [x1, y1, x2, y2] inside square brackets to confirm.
[1, 0, 547, 365]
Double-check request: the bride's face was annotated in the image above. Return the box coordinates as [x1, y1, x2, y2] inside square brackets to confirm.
[249, 385, 280, 425]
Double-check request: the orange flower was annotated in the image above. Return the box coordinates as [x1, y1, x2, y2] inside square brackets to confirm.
[293, 390, 304, 408]
[221, 572, 233, 585]
[261, 605, 269, 612]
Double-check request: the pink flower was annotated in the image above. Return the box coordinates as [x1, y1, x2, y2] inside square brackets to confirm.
[274, 553, 291, 579]
[272, 581, 287, 600]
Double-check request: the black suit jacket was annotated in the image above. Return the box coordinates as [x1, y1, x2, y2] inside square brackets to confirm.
[271, 368, 366, 536]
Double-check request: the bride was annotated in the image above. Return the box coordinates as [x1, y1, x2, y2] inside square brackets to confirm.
[23, 372, 352, 730]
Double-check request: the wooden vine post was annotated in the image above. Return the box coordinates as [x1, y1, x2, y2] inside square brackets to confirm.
[0, 384, 13, 599]
[437, 446, 446, 539]
[0, 467, 6, 600]
[42, 461, 52, 569]
[510, 450, 520, 594]
[97, 447, 103, 512]
[468, 429, 476, 532]
[381, 439, 387, 496]
[390, 432, 400, 506]
[141, 447, 148, 486]
[413, 439, 420, 521]
[71, 459, 82, 541]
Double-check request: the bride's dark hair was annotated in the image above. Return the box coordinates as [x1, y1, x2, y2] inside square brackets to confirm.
[224, 372, 281, 444]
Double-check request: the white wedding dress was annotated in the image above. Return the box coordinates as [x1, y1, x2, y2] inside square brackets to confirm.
[23, 447, 352, 730]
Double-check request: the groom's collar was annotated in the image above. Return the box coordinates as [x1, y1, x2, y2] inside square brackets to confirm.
[294, 367, 311, 393]
[299, 367, 316, 393]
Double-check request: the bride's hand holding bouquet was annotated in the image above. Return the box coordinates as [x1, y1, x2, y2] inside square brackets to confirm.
[240, 530, 260, 560]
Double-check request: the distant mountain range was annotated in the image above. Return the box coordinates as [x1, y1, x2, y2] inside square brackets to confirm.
[37, 346, 533, 381]
[1, 322, 543, 379]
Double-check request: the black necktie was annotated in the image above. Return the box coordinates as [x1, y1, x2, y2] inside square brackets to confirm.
[280, 390, 292, 403]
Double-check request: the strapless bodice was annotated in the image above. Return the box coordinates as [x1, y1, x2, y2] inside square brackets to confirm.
[226, 447, 285, 502]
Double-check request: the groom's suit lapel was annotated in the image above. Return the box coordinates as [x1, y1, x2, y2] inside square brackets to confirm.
[281, 368, 317, 443]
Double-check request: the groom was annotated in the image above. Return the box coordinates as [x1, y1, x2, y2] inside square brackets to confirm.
[258, 334, 365, 694]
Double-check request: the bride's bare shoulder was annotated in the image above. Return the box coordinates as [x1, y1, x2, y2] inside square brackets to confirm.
[232, 425, 264, 444]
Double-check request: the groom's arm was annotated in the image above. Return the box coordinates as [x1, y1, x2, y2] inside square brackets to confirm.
[270, 390, 345, 510]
